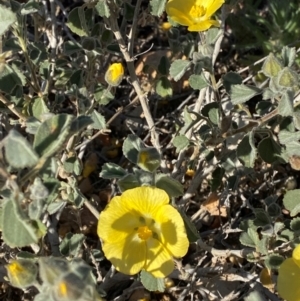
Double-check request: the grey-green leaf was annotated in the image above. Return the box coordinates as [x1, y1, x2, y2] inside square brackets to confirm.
[237, 132, 256, 168]
[2, 200, 39, 247]
[5, 130, 39, 168]
[90, 110, 106, 130]
[67, 7, 88, 37]
[122, 134, 145, 164]
[150, 0, 167, 16]
[257, 137, 282, 164]
[100, 163, 127, 179]
[173, 135, 189, 152]
[262, 53, 283, 78]
[155, 174, 183, 197]
[140, 270, 165, 292]
[33, 114, 73, 157]
[95, 0, 110, 18]
[169, 60, 191, 82]
[283, 189, 300, 217]
[0, 5, 16, 36]
[155, 76, 173, 97]
[189, 73, 209, 90]
[264, 254, 284, 270]
[230, 84, 262, 105]
[278, 90, 294, 117]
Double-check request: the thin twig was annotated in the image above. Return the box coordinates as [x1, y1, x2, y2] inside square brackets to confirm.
[106, 5, 161, 152]
[0, 93, 27, 121]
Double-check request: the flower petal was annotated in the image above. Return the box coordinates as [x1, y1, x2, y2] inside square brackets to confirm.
[98, 196, 140, 243]
[292, 244, 300, 268]
[103, 233, 146, 275]
[144, 238, 174, 278]
[121, 187, 169, 218]
[277, 258, 300, 301]
[165, 0, 195, 26]
[154, 205, 189, 258]
[188, 19, 220, 32]
[205, 0, 224, 18]
[166, 8, 193, 26]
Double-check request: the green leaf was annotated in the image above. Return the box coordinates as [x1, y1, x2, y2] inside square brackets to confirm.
[237, 132, 256, 168]
[264, 254, 284, 270]
[155, 174, 183, 197]
[262, 53, 283, 78]
[122, 134, 145, 164]
[173, 135, 189, 152]
[245, 291, 267, 301]
[2, 200, 39, 247]
[137, 147, 161, 172]
[0, 63, 22, 94]
[206, 28, 222, 45]
[28, 97, 50, 120]
[70, 116, 93, 133]
[67, 7, 88, 37]
[21, 0, 41, 14]
[222, 72, 242, 93]
[281, 46, 296, 67]
[94, 84, 114, 105]
[95, 0, 110, 18]
[277, 67, 299, 89]
[33, 293, 55, 301]
[140, 270, 165, 292]
[134, 170, 154, 186]
[60, 233, 85, 256]
[278, 130, 300, 145]
[188, 73, 209, 90]
[100, 163, 127, 179]
[150, 0, 167, 16]
[230, 84, 262, 105]
[33, 114, 73, 157]
[6, 259, 38, 289]
[155, 76, 173, 97]
[211, 166, 224, 192]
[278, 90, 294, 117]
[39, 257, 70, 285]
[273, 222, 285, 235]
[179, 208, 200, 243]
[124, 2, 134, 20]
[118, 174, 140, 192]
[82, 37, 96, 51]
[267, 203, 281, 218]
[90, 110, 106, 130]
[291, 217, 300, 232]
[63, 41, 83, 55]
[169, 59, 191, 82]
[239, 232, 256, 248]
[63, 156, 82, 176]
[0, 5, 16, 36]
[158, 56, 170, 76]
[256, 236, 269, 255]
[4, 130, 39, 168]
[257, 137, 282, 164]
[283, 189, 300, 217]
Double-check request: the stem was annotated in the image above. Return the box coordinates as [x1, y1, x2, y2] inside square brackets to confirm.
[0, 93, 27, 121]
[106, 4, 161, 152]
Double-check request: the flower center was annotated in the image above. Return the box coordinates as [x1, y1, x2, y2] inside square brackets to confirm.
[137, 226, 152, 240]
[189, 4, 206, 20]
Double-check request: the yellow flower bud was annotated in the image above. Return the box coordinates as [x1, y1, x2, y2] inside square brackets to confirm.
[105, 63, 124, 86]
[6, 259, 37, 288]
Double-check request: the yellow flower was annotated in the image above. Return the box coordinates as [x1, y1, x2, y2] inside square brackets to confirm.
[166, 0, 224, 32]
[6, 259, 37, 288]
[277, 244, 300, 301]
[105, 63, 124, 86]
[97, 186, 189, 278]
